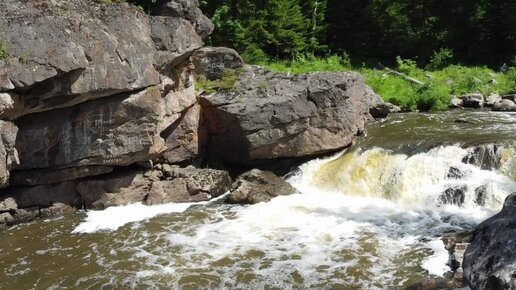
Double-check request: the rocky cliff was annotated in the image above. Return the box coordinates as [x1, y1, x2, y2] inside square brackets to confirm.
[0, 0, 385, 228]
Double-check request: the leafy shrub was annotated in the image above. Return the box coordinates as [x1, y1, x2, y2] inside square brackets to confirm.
[427, 48, 454, 70]
[195, 70, 242, 94]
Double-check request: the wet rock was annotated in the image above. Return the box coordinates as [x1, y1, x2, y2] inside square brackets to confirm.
[462, 145, 500, 170]
[463, 193, 516, 290]
[439, 187, 466, 206]
[11, 207, 40, 224]
[460, 93, 485, 108]
[76, 171, 151, 210]
[0, 121, 18, 188]
[77, 166, 232, 209]
[192, 47, 244, 80]
[442, 231, 473, 285]
[493, 99, 516, 111]
[447, 167, 470, 179]
[146, 166, 231, 205]
[10, 166, 113, 186]
[1, 181, 81, 209]
[201, 66, 376, 165]
[475, 185, 488, 206]
[486, 94, 502, 106]
[40, 203, 76, 218]
[226, 169, 297, 204]
[450, 96, 464, 108]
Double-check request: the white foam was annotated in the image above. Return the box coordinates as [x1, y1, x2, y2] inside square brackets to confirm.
[421, 239, 451, 277]
[72, 193, 228, 234]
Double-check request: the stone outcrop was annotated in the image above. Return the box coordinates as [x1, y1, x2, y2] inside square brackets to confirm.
[0, 0, 386, 228]
[200, 66, 378, 165]
[76, 165, 231, 209]
[463, 193, 516, 290]
[226, 169, 296, 204]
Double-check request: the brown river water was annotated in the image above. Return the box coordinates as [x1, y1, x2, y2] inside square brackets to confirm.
[1, 111, 516, 289]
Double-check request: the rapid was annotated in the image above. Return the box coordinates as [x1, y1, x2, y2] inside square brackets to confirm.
[1, 111, 515, 289]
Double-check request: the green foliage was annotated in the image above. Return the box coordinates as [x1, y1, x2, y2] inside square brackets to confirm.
[427, 48, 454, 70]
[264, 53, 352, 74]
[0, 38, 7, 60]
[195, 71, 242, 94]
[362, 60, 514, 111]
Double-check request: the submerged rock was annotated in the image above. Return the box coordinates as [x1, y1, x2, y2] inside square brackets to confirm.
[463, 193, 516, 290]
[226, 169, 296, 204]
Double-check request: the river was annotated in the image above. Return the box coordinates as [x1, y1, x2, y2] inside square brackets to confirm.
[1, 111, 515, 289]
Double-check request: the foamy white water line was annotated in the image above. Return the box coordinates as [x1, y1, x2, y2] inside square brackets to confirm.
[73, 192, 230, 233]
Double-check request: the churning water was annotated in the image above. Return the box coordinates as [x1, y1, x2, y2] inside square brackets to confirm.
[1, 111, 515, 289]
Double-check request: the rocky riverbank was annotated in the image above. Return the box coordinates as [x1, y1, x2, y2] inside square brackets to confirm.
[0, 0, 388, 228]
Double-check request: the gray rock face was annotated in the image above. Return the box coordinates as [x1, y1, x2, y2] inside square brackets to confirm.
[10, 166, 113, 186]
[154, 0, 214, 39]
[0, 0, 207, 120]
[201, 66, 375, 164]
[0, 121, 18, 188]
[463, 193, 516, 290]
[226, 169, 296, 204]
[77, 165, 231, 209]
[460, 93, 485, 108]
[493, 99, 516, 111]
[15, 88, 168, 170]
[192, 47, 244, 80]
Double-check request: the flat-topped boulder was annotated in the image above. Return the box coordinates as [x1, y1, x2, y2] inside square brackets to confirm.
[200, 66, 379, 165]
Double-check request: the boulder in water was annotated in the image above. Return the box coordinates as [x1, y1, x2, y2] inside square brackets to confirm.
[463, 193, 516, 290]
[486, 94, 502, 106]
[226, 169, 297, 204]
[460, 93, 485, 108]
[450, 96, 464, 108]
[474, 185, 488, 206]
[493, 99, 516, 111]
[439, 187, 466, 206]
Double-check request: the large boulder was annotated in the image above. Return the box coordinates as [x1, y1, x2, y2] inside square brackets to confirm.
[460, 93, 485, 108]
[463, 193, 516, 290]
[192, 47, 244, 80]
[493, 99, 516, 111]
[0, 0, 208, 119]
[200, 66, 376, 165]
[226, 169, 296, 204]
